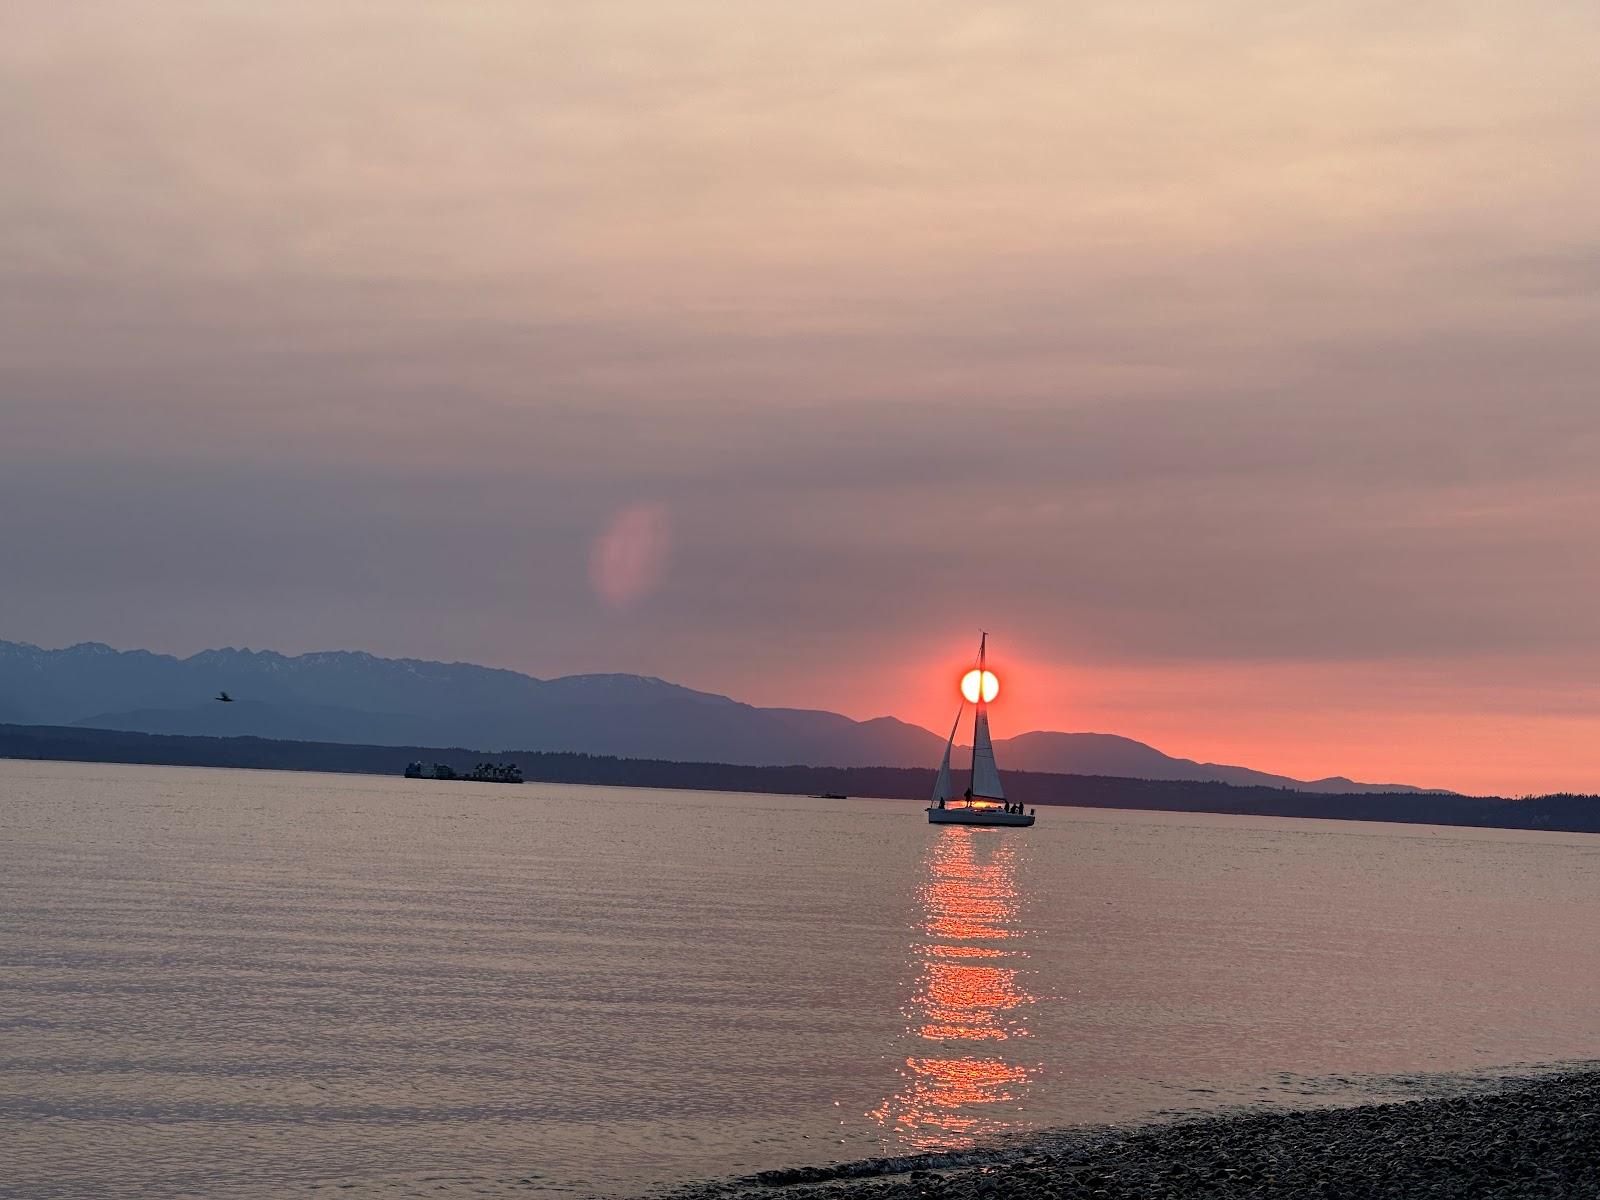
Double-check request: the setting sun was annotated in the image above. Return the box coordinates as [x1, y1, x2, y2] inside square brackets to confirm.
[961, 668, 1000, 704]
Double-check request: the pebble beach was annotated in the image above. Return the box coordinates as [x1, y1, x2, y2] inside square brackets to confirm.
[664, 1068, 1600, 1200]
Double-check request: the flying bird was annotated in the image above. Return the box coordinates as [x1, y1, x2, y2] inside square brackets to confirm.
[215, 691, 234, 703]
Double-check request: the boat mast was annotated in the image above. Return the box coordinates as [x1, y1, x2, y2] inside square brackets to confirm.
[967, 631, 985, 806]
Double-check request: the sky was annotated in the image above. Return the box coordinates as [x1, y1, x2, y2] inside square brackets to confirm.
[4, 2, 1599, 795]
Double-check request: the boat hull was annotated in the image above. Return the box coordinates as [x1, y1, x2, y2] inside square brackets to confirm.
[926, 806, 1035, 827]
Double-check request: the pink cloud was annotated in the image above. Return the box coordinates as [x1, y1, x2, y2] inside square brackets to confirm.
[589, 503, 670, 609]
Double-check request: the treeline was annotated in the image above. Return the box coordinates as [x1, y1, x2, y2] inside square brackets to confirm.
[2, 722, 1598, 834]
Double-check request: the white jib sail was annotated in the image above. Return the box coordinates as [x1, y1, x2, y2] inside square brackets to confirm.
[932, 743, 955, 804]
[970, 702, 1006, 801]
[931, 702, 964, 804]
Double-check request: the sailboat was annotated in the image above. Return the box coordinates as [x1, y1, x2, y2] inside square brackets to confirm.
[927, 633, 1036, 827]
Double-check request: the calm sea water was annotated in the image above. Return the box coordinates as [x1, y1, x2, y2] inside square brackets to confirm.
[3, 761, 1598, 1198]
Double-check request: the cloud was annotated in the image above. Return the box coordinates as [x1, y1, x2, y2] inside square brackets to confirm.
[589, 503, 670, 610]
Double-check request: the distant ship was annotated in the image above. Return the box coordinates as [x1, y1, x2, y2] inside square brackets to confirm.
[404, 761, 524, 784]
[927, 632, 1035, 827]
[405, 761, 455, 780]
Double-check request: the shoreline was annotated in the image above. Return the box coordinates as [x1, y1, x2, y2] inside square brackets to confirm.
[7, 725, 1600, 835]
[657, 1067, 1600, 1200]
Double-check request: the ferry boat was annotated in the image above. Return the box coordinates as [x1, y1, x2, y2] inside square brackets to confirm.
[927, 633, 1035, 827]
[404, 761, 523, 784]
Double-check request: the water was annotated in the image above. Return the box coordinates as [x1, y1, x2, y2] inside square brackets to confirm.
[2, 760, 1597, 1198]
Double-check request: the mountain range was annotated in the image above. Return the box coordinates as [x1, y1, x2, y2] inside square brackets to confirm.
[0, 639, 1432, 793]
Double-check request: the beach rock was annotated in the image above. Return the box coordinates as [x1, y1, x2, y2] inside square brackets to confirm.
[651, 1069, 1600, 1200]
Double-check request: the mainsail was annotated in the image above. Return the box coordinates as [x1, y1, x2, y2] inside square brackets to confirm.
[968, 632, 1006, 801]
[970, 703, 1006, 800]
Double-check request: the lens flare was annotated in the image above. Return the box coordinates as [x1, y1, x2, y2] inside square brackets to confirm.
[960, 669, 999, 704]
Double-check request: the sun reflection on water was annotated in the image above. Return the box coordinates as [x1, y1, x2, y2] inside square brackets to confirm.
[870, 827, 1038, 1148]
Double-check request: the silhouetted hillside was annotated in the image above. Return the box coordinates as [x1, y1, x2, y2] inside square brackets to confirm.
[998, 731, 1430, 794]
[0, 639, 945, 767]
[0, 639, 1435, 792]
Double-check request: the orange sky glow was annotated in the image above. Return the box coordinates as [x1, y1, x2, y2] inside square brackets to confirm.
[753, 642, 1600, 798]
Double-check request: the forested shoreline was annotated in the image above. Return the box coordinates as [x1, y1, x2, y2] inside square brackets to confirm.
[3, 722, 1597, 834]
